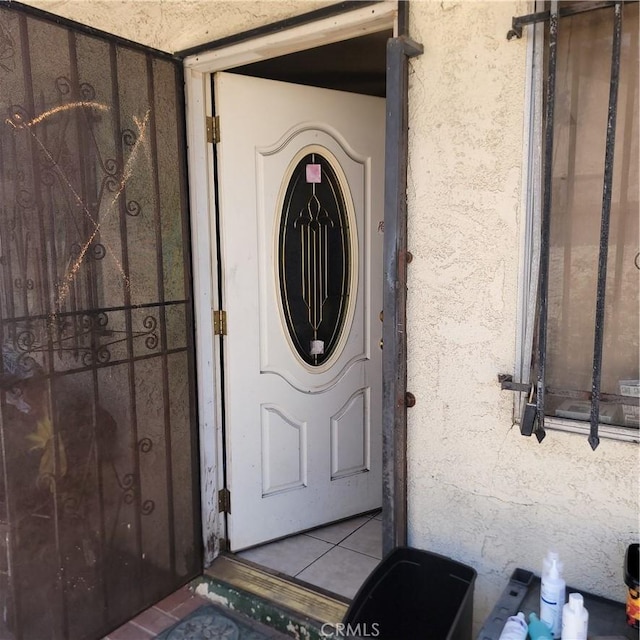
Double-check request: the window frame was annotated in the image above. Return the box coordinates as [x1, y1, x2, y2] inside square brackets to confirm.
[512, 0, 639, 445]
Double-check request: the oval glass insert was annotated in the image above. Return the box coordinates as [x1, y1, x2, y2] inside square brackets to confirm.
[278, 151, 352, 367]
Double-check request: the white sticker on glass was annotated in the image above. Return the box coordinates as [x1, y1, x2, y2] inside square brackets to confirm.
[310, 340, 325, 355]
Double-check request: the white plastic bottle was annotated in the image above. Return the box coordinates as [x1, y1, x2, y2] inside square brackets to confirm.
[540, 554, 566, 638]
[497, 612, 528, 640]
[561, 593, 589, 640]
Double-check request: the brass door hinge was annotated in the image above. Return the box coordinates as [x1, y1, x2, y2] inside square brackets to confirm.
[213, 310, 227, 336]
[206, 115, 220, 143]
[218, 488, 231, 514]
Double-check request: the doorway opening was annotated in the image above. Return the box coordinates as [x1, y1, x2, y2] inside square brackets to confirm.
[183, 4, 395, 600]
[228, 30, 389, 98]
[213, 32, 389, 595]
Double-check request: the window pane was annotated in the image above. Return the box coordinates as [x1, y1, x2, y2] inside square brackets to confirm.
[546, 4, 639, 427]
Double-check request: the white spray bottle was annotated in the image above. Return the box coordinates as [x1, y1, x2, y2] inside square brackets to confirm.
[540, 554, 566, 639]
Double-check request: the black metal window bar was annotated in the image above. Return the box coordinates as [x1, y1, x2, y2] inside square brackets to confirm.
[0, 4, 200, 639]
[504, 1, 639, 449]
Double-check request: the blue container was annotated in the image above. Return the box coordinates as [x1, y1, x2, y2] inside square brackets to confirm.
[343, 546, 477, 640]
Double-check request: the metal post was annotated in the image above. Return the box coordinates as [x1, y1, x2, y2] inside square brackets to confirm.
[536, 1, 559, 440]
[589, 2, 623, 451]
[382, 34, 422, 557]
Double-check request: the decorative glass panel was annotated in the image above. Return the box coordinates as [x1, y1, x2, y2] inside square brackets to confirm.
[278, 152, 351, 367]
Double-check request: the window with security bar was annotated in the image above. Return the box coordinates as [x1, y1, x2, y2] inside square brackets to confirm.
[507, 1, 639, 447]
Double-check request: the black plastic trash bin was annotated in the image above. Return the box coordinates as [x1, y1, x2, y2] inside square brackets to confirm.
[343, 546, 477, 640]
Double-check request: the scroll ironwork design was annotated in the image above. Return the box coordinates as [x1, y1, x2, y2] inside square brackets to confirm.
[3, 312, 158, 371]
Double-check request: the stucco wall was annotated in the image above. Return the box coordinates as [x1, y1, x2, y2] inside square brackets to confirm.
[20, 0, 640, 631]
[406, 0, 638, 628]
[23, 0, 332, 53]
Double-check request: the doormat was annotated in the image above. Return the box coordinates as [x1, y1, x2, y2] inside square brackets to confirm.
[156, 604, 276, 639]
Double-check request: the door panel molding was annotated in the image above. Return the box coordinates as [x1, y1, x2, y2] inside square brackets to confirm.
[330, 387, 371, 480]
[261, 404, 308, 496]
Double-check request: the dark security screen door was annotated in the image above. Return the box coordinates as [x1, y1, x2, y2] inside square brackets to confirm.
[0, 6, 200, 639]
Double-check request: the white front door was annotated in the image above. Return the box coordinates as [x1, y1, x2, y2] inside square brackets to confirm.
[214, 72, 384, 551]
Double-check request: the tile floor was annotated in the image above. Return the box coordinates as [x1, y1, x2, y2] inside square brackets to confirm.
[238, 510, 382, 599]
[102, 511, 382, 638]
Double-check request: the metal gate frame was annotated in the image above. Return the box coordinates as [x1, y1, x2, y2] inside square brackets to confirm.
[0, 3, 202, 637]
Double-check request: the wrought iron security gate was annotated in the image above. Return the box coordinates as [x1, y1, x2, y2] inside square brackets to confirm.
[0, 5, 200, 639]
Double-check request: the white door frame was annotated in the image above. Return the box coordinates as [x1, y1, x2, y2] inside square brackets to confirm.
[183, 1, 398, 565]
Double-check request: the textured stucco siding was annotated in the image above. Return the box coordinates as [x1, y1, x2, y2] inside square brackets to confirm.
[406, 0, 638, 628]
[22, 0, 332, 53]
[19, 0, 639, 630]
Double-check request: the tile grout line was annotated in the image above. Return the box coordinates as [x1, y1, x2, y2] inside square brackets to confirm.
[129, 620, 156, 636]
[296, 519, 369, 574]
[295, 529, 383, 577]
[240, 514, 382, 579]
[332, 514, 382, 554]
[336, 544, 383, 561]
[294, 540, 339, 576]
[305, 512, 380, 547]
[337, 513, 382, 558]
[151, 605, 180, 620]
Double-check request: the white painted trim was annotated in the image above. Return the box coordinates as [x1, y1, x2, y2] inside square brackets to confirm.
[514, 5, 544, 419]
[184, 67, 223, 565]
[184, 2, 397, 564]
[545, 417, 640, 444]
[183, 2, 397, 73]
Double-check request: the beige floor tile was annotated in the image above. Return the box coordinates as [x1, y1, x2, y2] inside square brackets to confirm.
[296, 546, 379, 599]
[339, 518, 382, 559]
[238, 534, 333, 576]
[305, 516, 371, 544]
